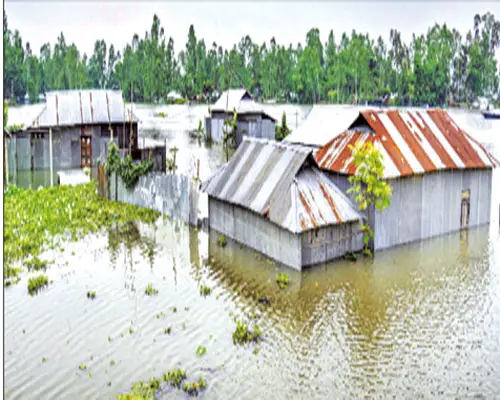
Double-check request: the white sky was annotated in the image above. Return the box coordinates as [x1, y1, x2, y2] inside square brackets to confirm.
[4, 1, 500, 59]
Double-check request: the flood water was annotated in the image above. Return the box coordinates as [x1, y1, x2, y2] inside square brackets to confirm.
[4, 104, 500, 398]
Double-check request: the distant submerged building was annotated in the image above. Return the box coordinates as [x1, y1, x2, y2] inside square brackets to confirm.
[205, 88, 277, 146]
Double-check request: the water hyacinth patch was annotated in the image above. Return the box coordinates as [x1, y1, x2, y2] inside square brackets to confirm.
[145, 284, 159, 296]
[4, 182, 160, 285]
[232, 319, 262, 345]
[27, 275, 49, 295]
[276, 273, 290, 289]
[182, 376, 207, 397]
[163, 368, 187, 388]
[195, 345, 207, 357]
[199, 285, 211, 296]
[87, 291, 96, 299]
[217, 235, 227, 247]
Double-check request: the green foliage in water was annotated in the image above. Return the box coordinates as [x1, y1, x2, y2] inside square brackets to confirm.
[182, 376, 207, 397]
[275, 111, 291, 141]
[195, 345, 207, 357]
[4, 182, 160, 286]
[24, 256, 52, 271]
[166, 146, 179, 173]
[163, 368, 187, 388]
[157, 111, 167, 118]
[199, 285, 211, 296]
[217, 235, 227, 248]
[163, 327, 171, 335]
[145, 284, 158, 296]
[232, 319, 262, 345]
[105, 141, 154, 188]
[276, 272, 290, 289]
[79, 364, 86, 371]
[87, 291, 96, 299]
[27, 274, 49, 295]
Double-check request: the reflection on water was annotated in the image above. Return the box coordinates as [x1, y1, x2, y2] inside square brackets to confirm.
[4, 219, 500, 399]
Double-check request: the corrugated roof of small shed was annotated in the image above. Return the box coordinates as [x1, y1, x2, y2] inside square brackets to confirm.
[315, 109, 499, 179]
[203, 136, 363, 233]
[211, 88, 277, 121]
[285, 105, 375, 147]
[31, 90, 138, 128]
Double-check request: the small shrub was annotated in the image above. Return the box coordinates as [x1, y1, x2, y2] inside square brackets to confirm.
[199, 285, 211, 296]
[163, 368, 187, 388]
[218, 235, 227, 247]
[145, 284, 158, 296]
[195, 345, 207, 357]
[232, 319, 262, 345]
[276, 273, 290, 289]
[87, 291, 96, 299]
[182, 376, 207, 397]
[28, 274, 49, 295]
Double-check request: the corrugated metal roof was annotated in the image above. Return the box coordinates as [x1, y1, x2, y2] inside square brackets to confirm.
[6, 104, 46, 131]
[211, 89, 276, 121]
[285, 105, 376, 147]
[29, 90, 138, 129]
[203, 136, 363, 233]
[315, 109, 499, 179]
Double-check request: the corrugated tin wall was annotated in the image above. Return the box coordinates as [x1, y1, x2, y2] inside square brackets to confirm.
[206, 116, 275, 145]
[373, 169, 493, 250]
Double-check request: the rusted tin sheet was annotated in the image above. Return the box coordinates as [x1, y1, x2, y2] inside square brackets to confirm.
[315, 109, 499, 179]
[32, 90, 139, 128]
[202, 136, 363, 234]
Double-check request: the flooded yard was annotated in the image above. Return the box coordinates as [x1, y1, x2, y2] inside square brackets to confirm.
[4, 104, 500, 399]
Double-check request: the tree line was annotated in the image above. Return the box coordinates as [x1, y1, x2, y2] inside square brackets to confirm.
[3, 12, 500, 107]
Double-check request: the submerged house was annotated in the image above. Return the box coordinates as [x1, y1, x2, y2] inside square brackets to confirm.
[201, 136, 365, 270]
[7, 90, 138, 171]
[315, 109, 498, 251]
[205, 89, 277, 145]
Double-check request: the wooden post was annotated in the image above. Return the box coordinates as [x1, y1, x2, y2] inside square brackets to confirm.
[197, 159, 200, 181]
[49, 127, 53, 187]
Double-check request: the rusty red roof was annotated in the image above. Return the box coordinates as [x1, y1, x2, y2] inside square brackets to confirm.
[315, 109, 499, 179]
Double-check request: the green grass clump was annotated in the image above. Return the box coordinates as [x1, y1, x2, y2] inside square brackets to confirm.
[276, 272, 290, 289]
[217, 235, 227, 247]
[199, 285, 211, 296]
[164, 327, 171, 335]
[87, 291, 96, 299]
[79, 364, 86, 371]
[232, 319, 262, 345]
[157, 111, 167, 118]
[25, 256, 51, 271]
[145, 284, 158, 296]
[195, 345, 207, 357]
[182, 376, 207, 397]
[4, 182, 160, 286]
[27, 274, 49, 295]
[163, 368, 187, 388]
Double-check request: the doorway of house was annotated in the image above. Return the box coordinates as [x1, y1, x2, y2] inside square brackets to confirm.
[81, 135, 92, 168]
[460, 189, 470, 229]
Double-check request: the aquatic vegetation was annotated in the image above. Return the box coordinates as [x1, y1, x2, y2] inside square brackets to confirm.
[182, 377, 207, 397]
[145, 284, 158, 296]
[171, 306, 177, 313]
[87, 291, 96, 299]
[24, 256, 51, 271]
[232, 319, 262, 345]
[163, 368, 187, 388]
[195, 345, 207, 357]
[129, 328, 134, 334]
[276, 273, 290, 289]
[343, 252, 358, 262]
[157, 111, 167, 118]
[105, 141, 154, 188]
[110, 360, 115, 366]
[117, 378, 159, 400]
[217, 235, 227, 247]
[199, 285, 211, 296]
[155, 312, 166, 319]
[164, 327, 171, 335]
[79, 364, 87, 371]
[27, 274, 49, 295]
[42, 357, 47, 363]
[4, 182, 160, 286]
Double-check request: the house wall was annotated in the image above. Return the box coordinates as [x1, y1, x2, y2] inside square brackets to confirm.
[301, 222, 364, 267]
[373, 169, 493, 250]
[208, 197, 302, 270]
[206, 115, 276, 145]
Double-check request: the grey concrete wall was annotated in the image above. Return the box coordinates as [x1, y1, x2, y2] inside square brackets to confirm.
[374, 169, 493, 250]
[301, 222, 364, 267]
[109, 172, 200, 226]
[208, 197, 303, 270]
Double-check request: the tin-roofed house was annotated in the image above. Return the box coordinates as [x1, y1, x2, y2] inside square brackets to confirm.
[201, 136, 365, 270]
[205, 89, 277, 145]
[315, 109, 498, 251]
[7, 89, 139, 171]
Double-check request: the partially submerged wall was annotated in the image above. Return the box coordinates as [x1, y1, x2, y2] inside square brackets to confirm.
[205, 115, 276, 145]
[107, 171, 201, 226]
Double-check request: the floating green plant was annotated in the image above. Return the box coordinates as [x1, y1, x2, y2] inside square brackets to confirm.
[232, 319, 262, 345]
[164, 327, 171, 335]
[25, 256, 51, 271]
[155, 311, 166, 319]
[217, 235, 227, 247]
[199, 285, 211, 296]
[171, 307, 177, 313]
[87, 291, 96, 299]
[110, 360, 115, 366]
[79, 364, 86, 371]
[343, 252, 358, 262]
[163, 368, 187, 388]
[42, 357, 47, 363]
[107, 381, 112, 387]
[129, 328, 134, 335]
[195, 345, 207, 357]
[145, 284, 158, 296]
[27, 274, 49, 295]
[182, 376, 207, 397]
[276, 273, 290, 289]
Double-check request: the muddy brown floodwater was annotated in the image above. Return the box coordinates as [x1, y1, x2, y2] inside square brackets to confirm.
[5, 105, 500, 399]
